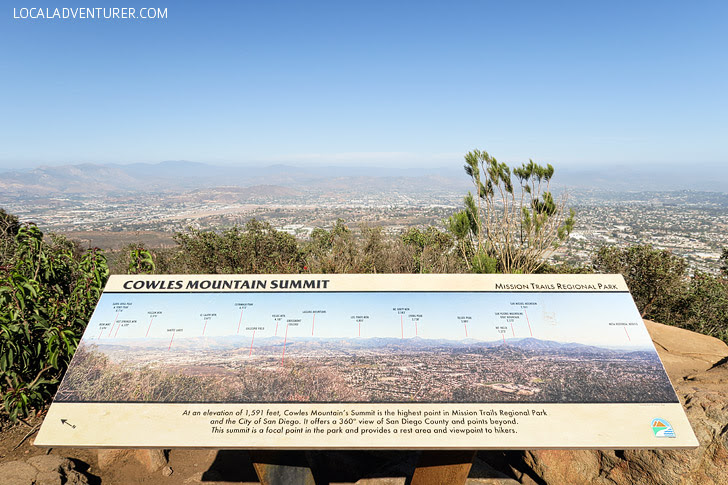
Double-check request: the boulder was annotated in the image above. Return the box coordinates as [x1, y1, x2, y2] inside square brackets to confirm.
[643, 319, 728, 377]
[505, 320, 728, 485]
[0, 461, 40, 485]
[0, 455, 89, 485]
[97, 448, 168, 472]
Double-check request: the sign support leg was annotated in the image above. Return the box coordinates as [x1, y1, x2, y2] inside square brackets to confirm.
[249, 451, 318, 485]
[409, 450, 476, 485]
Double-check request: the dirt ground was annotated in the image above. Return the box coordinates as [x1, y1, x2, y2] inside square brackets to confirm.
[0, 412, 514, 484]
[0, 412, 258, 484]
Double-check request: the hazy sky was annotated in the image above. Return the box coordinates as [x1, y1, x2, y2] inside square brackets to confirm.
[1, 1, 726, 169]
[87, 291, 651, 349]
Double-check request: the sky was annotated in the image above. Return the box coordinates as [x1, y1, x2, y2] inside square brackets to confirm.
[85, 291, 651, 349]
[1, 1, 726, 170]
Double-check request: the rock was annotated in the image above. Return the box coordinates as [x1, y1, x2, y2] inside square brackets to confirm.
[96, 449, 128, 470]
[27, 455, 74, 474]
[64, 471, 91, 485]
[644, 319, 728, 377]
[0, 456, 89, 485]
[139, 449, 169, 472]
[0, 460, 39, 485]
[36, 471, 64, 485]
[163, 465, 174, 476]
[183, 471, 206, 483]
[508, 320, 728, 485]
[97, 448, 168, 472]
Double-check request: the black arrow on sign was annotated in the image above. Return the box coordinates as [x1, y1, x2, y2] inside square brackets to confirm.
[60, 419, 76, 429]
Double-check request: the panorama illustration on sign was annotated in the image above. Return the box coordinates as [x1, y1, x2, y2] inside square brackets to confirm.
[58, 290, 676, 405]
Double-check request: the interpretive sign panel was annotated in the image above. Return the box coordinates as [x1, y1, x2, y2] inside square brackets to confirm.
[36, 274, 697, 449]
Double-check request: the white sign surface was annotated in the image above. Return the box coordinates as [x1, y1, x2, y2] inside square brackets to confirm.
[36, 274, 698, 449]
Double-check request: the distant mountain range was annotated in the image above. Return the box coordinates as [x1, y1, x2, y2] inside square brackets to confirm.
[87, 334, 652, 354]
[555, 162, 728, 193]
[0, 161, 468, 197]
[2, 160, 726, 196]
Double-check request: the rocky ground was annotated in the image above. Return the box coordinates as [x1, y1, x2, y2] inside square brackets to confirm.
[1, 320, 726, 485]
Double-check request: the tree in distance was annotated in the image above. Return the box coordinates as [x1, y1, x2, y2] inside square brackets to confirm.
[447, 149, 575, 273]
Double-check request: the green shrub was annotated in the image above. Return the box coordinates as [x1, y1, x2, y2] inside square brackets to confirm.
[449, 150, 575, 273]
[672, 272, 728, 343]
[593, 244, 687, 320]
[170, 219, 304, 274]
[593, 244, 728, 344]
[0, 209, 20, 264]
[0, 223, 108, 421]
[303, 221, 465, 274]
[400, 226, 464, 273]
[304, 219, 366, 273]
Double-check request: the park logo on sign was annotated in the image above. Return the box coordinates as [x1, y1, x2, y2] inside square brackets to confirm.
[651, 418, 676, 438]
